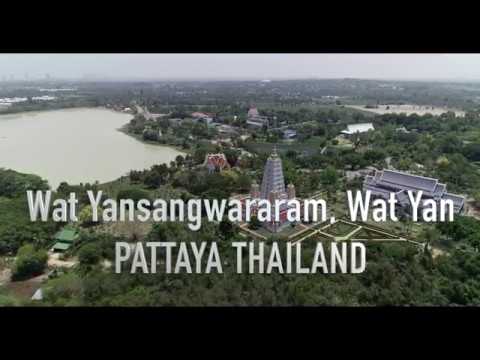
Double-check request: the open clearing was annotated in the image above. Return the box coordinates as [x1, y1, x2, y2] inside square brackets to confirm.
[345, 104, 465, 117]
[5, 274, 47, 300]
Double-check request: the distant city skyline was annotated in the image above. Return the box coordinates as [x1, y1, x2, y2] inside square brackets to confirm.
[1, 54, 480, 81]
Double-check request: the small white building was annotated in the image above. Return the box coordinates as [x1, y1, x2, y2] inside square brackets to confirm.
[341, 123, 375, 135]
[31, 288, 44, 301]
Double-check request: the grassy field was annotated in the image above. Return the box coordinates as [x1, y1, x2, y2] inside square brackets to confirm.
[332, 136, 354, 150]
[246, 136, 326, 155]
[353, 227, 399, 240]
[345, 104, 466, 117]
[260, 103, 376, 117]
[323, 220, 357, 237]
[289, 228, 317, 242]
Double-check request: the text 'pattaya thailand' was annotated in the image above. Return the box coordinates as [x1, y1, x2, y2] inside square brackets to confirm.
[27, 189, 456, 230]
[115, 241, 366, 274]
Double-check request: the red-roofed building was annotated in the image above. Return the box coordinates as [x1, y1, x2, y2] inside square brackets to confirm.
[192, 111, 214, 119]
[247, 107, 260, 118]
[203, 153, 231, 173]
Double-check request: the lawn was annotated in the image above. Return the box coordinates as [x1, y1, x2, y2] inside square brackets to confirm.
[314, 232, 335, 242]
[245, 136, 326, 155]
[352, 227, 399, 240]
[289, 228, 317, 242]
[323, 220, 358, 237]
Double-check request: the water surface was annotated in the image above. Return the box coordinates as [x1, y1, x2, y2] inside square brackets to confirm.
[0, 108, 183, 189]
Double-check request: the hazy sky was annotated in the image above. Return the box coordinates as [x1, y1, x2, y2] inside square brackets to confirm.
[1, 54, 480, 81]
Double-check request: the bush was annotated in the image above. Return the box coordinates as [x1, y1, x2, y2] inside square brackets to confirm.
[12, 244, 48, 281]
[249, 216, 262, 230]
[0, 294, 17, 306]
[0, 169, 49, 198]
[44, 273, 83, 305]
[79, 205, 102, 227]
[116, 188, 152, 205]
[78, 243, 101, 266]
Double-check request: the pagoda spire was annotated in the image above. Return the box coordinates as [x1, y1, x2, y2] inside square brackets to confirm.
[272, 144, 278, 157]
[260, 146, 285, 199]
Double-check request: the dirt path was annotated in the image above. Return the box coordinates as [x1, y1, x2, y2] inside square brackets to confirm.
[431, 247, 447, 259]
[48, 253, 77, 268]
[0, 268, 11, 286]
[6, 274, 48, 300]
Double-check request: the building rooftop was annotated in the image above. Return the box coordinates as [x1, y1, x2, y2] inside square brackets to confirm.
[341, 123, 375, 135]
[203, 153, 231, 171]
[283, 129, 297, 139]
[247, 107, 260, 118]
[260, 148, 286, 198]
[31, 288, 44, 301]
[191, 112, 211, 118]
[443, 193, 465, 208]
[52, 242, 71, 251]
[54, 228, 78, 243]
[380, 170, 438, 193]
[363, 169, 465, 213]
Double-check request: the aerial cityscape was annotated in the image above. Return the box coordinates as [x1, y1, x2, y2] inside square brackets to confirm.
[1, 54, 480, 306]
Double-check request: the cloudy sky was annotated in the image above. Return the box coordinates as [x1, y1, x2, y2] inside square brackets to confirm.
[1, 54, 480, 81]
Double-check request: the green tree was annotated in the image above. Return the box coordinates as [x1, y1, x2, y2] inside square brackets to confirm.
[117, 188, 152, 205]
[12, 244, 48, 281]
[320, 166, 338, 186]
[78, 243, 101, 266]
[473, 191, 480, 208]
[249, 216, 262, 230]
[175, 155, 185, 167]
[236, 173, 251, 192]
[224, 149, 240, 167]
[219, 219, 235, 240]
[79, 205, 102, 227]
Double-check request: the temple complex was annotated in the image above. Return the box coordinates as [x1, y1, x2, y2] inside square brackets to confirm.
[203, 153, 231, 173]
[246, 107, 269, 128]
[363, 169, 465, 215]
[239, 147, 298, 232]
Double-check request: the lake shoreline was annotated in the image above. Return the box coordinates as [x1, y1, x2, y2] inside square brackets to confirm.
[0, 105, 187, 155]
[108, 106, 191, 155]
[0, 101, 99, 116]
[116, 124, 190, 155]
[0, 107, 185, 189]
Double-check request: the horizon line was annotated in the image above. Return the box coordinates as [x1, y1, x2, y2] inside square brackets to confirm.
[3, 76, 480, 83]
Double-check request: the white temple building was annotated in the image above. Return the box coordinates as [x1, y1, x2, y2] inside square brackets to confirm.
[341, 123, 375, 135]
[246, 107, 269, 128]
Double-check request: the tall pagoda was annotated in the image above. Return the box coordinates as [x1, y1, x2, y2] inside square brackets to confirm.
[248, 146, 296, 233]
[260, 146, 286, 198]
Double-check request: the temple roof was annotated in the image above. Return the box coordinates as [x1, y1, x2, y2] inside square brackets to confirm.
[203, 153, 230, 170]
[248, 107, 260, 118]
[363, 169, 465, 213]
[380, 170, 438, 192]
[443, 193, 465, 208]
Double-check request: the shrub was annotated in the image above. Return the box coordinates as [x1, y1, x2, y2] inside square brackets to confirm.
[78, 243, 101, 266]
[116, 188, 151, 205]
[12, 244, 48, 281]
